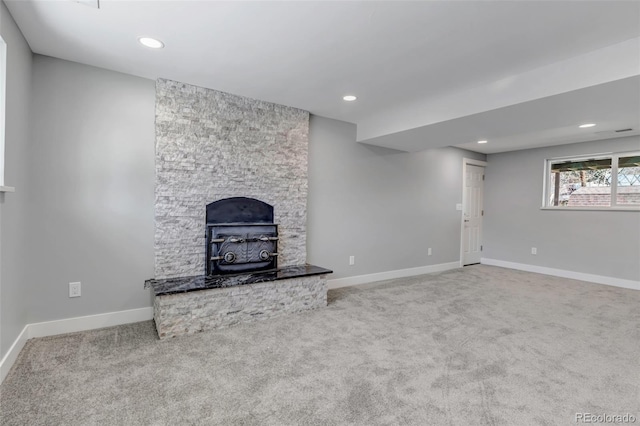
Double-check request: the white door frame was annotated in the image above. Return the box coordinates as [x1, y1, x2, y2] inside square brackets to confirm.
[459, 158, 488, 267]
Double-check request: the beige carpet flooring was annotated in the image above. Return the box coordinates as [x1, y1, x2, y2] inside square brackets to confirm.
[1, 265, 639, 425]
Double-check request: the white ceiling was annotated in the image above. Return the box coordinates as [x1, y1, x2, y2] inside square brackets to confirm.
[5, 0, 640, 154]
[365, 76, 640, 154]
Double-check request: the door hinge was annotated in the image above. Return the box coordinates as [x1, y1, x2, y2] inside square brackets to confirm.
[481, 245, 483, 251]
[482, 175, 485, 181]
[482, 210, 484, 216]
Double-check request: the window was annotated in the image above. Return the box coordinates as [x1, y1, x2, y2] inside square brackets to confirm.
[0, 35, 6, 187]
[617, 155, 640, 205]
[544, 151, 640, 209]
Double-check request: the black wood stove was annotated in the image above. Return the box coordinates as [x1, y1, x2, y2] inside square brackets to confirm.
[205, 197, 278, 275]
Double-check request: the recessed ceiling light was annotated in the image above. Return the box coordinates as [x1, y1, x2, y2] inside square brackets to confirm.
[343, 95, 357, 102]
[579, 123, 596, 128]
[139, 37, 164, 49]
[477, 140, 488, 144]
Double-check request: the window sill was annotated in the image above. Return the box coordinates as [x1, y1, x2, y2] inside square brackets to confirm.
[540, 206, 640, 212]
[0, 186, 15, 193]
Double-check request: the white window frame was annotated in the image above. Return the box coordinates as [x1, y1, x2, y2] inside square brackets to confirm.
[0, 35, 6, 187]
[542, 150, 640, 211]
[0, 35, 12, 192]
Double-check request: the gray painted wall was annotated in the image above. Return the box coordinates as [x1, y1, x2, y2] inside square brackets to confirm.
[11, 50, 634, 346]
[27, 55, 156, 323]
[484, 136, 640, 281]
[20, 57, 487, 329]
[0, 2, 32, 360]
[307, 116, 486, 278]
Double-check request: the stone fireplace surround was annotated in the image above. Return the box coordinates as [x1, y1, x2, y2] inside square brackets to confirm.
[154, 78, 310, 279]
[149, 79, 330, 338]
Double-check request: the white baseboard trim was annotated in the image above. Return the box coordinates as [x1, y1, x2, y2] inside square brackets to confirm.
[327, 261, 460, 290]
[481, 258, 640, 291]
[28, 307, 154, 339]
[0, 307, 153, 384]
[0, 325, 29, 384]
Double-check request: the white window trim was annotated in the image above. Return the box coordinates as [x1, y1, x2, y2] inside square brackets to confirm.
[541, 150, 640, 211]
[0, 36, 6, 187]
[0, 35, 12, 193]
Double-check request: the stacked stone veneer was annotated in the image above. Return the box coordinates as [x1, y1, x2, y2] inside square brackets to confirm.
[155, 79, 310, 278]
[154, 276, 327, 339]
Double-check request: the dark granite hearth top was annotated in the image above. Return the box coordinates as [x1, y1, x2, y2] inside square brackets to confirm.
[145, 264, 333, 296]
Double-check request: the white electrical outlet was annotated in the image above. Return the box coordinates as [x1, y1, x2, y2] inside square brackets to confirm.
[531, 247, 537, 255]
[349, 255, 355, 266]
[456, 204, 463, 211]
[69, 282, 81, 298]
[428, 248, 432, 256]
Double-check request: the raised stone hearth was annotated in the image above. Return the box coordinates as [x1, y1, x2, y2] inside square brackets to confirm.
[146, 265, 331, 339]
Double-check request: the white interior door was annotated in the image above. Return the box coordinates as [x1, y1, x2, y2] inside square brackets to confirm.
[462, 164, 484, 265]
